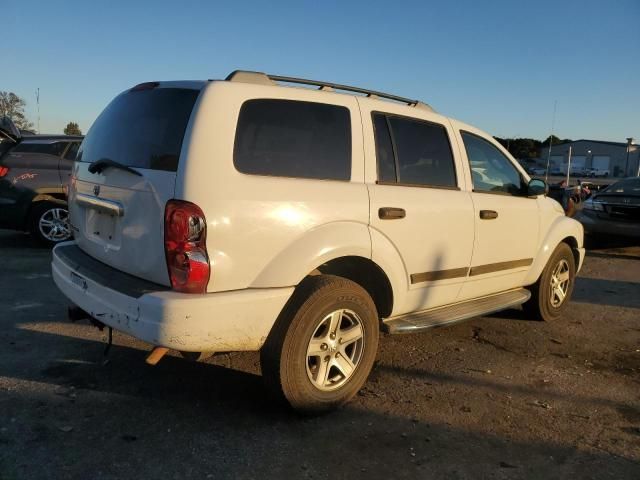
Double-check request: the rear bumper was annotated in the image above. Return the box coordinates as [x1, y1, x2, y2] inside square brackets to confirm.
[52, 242, 294, 352]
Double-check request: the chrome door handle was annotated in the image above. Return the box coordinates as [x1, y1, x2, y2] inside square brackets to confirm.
[479, 210, 498, 220]
[379, 207, 406, 220]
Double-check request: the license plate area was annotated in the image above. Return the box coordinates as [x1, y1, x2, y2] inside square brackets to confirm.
[85, 209, 119, 245]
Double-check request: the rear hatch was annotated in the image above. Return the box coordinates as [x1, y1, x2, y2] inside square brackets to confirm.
[70, 82, 202, 285]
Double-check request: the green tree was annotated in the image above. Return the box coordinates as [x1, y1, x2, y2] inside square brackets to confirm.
[63, 121, 82, 135]
[0, 91, 34, 131]
[541, 135, 571, 147]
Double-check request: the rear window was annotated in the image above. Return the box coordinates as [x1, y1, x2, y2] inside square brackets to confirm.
[234, 99, 351, 181]
[12, 142, 67, 156]
[600, 178, 640, 195]
[77, 87, 199, 172]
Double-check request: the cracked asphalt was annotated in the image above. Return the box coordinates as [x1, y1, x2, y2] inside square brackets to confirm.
[0, 230, 639, 479]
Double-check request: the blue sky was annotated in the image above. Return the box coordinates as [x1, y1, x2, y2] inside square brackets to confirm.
[3, 0, 639, 142]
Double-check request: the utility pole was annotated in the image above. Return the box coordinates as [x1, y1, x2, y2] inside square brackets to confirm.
[35, 88, 40, 134]
[544, 100, 557, 184]
[566, 146, 572, 185]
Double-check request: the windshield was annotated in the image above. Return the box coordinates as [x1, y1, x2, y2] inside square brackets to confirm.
[78, 87, 199, 172]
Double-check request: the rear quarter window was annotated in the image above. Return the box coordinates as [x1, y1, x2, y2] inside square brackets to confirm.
[234, 99, 351, 181]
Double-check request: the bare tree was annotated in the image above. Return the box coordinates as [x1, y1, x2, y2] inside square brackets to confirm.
[0, 91, 34, 131]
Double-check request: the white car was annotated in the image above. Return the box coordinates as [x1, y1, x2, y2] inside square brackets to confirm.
[52, 71, 585, 412]
[587, 168, 610, 177]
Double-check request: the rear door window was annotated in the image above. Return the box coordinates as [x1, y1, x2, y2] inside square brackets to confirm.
[77, 87, 199, 172]
[12, 142, 66, 156]
[234, 99, 351, 181]
[372, 113, 457, 188]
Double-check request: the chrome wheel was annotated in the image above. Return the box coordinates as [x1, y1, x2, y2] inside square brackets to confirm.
[306, 308, 365, 391]
[549, 259, 570, 307]
[38, 207, 71, 242]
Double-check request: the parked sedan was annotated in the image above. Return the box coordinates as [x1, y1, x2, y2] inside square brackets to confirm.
[576, 177, 640, 240]
[0, 118, 82, 245]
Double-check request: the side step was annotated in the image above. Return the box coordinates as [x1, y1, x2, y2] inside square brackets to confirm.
[383, 288, 531, 334]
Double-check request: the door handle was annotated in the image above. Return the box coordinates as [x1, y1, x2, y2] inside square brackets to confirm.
[479, 210, 498, 220]
[379, 207, 406, 220]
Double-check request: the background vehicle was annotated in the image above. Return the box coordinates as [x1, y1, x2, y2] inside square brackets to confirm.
[529, 166, 546, 175]
[0, 120, 82, 245]
[587, 167, 610, 177]
[576, 177, 640, 240]
[51, 71, 584, 413]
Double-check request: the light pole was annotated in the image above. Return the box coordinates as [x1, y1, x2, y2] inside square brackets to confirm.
[625, 137, 634, 177]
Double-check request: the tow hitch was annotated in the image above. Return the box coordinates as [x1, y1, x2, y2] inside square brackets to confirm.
[68, 305, 112, 361]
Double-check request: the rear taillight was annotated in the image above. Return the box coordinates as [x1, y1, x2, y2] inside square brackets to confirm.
[164, 200, 210, 293]
[0, 166, 9, 177]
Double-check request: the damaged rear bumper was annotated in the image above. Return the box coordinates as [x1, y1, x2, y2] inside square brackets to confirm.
[52, 242, 294, 352]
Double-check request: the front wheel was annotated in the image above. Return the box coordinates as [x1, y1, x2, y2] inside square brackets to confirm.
[523, 242, 576, 321]
[261, 275, 379, 414]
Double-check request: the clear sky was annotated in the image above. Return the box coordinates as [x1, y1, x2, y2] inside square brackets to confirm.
[3, 0, 639, 142]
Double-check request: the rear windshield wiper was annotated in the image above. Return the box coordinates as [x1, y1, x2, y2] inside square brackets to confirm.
[88, 158, 142, 177]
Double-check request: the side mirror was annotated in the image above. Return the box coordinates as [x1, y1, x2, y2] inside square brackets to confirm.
[528, 178, 548, 196]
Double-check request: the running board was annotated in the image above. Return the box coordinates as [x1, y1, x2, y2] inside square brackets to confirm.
[383, 288, 531, 334]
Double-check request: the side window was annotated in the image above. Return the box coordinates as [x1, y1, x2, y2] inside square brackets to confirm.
[372, 113, 457, 188]
[234, 99, 351, 181]
[461, 132, 524, 195]
[63, 142, 80, 161]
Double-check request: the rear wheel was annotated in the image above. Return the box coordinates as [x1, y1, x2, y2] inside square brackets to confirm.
[29, 202, 72, 246]
[523, 242, 576, 321]
[261, 275, 379, 414]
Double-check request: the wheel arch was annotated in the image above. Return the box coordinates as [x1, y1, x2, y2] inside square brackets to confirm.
[249, 221, 402, 319]
[523, 215, 584, 286]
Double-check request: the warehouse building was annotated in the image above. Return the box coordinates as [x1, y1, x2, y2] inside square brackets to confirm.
[541, 139, 639, 177]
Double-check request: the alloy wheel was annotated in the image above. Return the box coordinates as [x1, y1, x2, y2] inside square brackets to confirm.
[305, 308, 365, 391]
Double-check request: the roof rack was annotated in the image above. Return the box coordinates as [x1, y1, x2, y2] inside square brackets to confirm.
[225, 70, 434, 112]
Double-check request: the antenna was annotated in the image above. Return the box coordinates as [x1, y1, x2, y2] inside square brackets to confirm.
[544, 100, 557, 184]
[35, 88, 40, 134]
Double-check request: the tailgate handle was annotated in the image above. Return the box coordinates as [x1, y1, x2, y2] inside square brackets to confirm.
[479, 210, 498, 220]
[76, 193, 124, 217]
[379, 207, 406, 220]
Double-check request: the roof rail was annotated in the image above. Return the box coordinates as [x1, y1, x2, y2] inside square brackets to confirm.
[225, 70, 434, 112]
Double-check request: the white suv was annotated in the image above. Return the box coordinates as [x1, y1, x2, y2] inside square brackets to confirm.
[52, 71, 585, 412]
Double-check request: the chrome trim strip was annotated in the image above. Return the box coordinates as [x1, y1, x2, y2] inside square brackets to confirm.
[469, 258, 533, 276]
[410, 267, 469, 284]
[75, 193, 124, 217]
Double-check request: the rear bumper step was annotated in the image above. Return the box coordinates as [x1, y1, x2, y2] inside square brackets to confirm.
[383, 288, 531, 334]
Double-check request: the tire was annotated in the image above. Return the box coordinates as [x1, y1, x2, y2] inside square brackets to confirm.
[29, 202, 72, 247]
[523, 242, 576, 322]
[261, 275, 379, 414]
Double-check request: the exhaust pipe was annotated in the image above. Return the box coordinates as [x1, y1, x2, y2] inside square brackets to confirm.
[145, 347, 169, 366]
